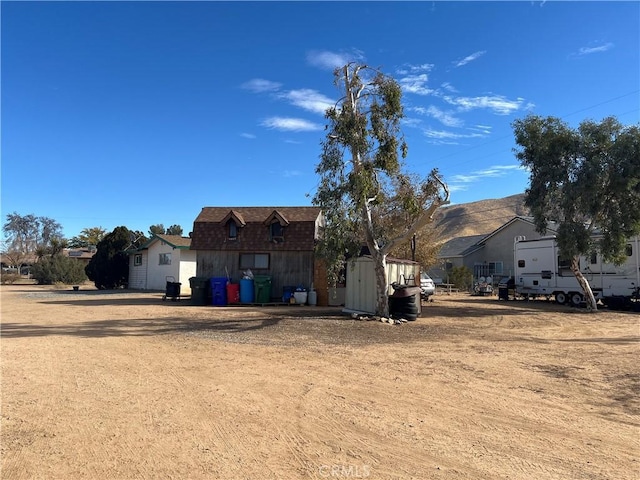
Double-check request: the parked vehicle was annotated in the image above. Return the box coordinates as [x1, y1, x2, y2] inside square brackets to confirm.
[514, 235, 640, 309]
[420, 272, 435, 300]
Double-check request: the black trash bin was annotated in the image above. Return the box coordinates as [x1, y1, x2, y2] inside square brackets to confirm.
[163, 276, 182, 301]
[189, 276, 210, 306]
[498, 276, 514, 301]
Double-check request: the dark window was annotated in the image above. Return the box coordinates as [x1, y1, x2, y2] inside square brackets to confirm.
[134, 254, 142, 266]
[228, 220, 237, 240]
[558, 256, 576, 276]
[159, 253, 171, 265]
[270, 222, 284, 240]
[590, 252, 597, 264]
[518, 260, 525, 268]
[626, 244, 633, 256]
[240, 253, 269, 270]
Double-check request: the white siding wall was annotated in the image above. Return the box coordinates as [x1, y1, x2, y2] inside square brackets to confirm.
[178, 250, 197, 294]
[128, 252, 148, 290]
[145, 244, 196, 294]
[345, 257, 420, 314]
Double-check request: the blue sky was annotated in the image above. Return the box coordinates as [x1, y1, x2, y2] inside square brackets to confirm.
[2, 1, 639, 239]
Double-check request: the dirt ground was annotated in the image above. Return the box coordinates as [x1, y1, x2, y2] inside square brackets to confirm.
[1, 284, 638, 480]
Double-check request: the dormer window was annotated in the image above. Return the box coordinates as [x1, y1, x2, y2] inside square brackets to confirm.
[228, 220, 238, 240]
[264, 210, 289, 243]
[270, 221, 284, 241]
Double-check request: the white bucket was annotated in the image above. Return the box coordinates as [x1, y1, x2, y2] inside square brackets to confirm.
[307, 290, 317, 306]
[293, 291, 308, 305]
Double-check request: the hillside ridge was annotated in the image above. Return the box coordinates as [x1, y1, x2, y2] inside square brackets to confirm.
[435, 193, 528, 242]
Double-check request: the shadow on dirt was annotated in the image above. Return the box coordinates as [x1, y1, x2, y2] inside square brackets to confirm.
[0, 316, 285, 339]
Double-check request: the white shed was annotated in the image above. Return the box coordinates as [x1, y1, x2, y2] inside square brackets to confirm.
[344, 256, 420, 314]
[128, 234, 196, 295]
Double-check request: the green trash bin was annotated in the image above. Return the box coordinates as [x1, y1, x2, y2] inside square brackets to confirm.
[254, 275, 272, 304]
[189, 277, 210, 306]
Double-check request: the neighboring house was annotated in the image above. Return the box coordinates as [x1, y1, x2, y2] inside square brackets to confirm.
[63, 248, 96, 265]
[189, 206, 325, 303]
[127, 234, 196, 295]
[431, 216, 558, 283]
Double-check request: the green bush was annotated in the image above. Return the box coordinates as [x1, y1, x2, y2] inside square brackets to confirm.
[31, 256, 87, 285]
[1, 273, 21, 285]
[449, 265, 473, 291]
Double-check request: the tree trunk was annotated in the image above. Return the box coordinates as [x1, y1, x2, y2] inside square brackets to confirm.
[570, 256, 598, 312]
[373, 252, 389, 317]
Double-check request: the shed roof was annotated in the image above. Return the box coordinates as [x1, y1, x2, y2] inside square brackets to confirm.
[195, 206, 322, 224]
[137, 234, 191, 251]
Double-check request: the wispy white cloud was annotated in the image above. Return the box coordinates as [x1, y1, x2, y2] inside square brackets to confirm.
[443, 94, 525, 115]
[454, 50, 486, 67]
[240, 133, 256, 139]
[278, 89, 334, 115]
[307, 50, 363, 70]
[423, 128, 486, 140]
[260, 117, 323, 132]
[450, 165, 525, 184]
[448, 184, 469, 193]
[241, 78, 282, 93]
[469, 124, 493, 135]
[575, 42, 614, 56]
[283, 169, 302, 177]
[396, 64, 435, 96]
[441, 82, 458, 93]
[398, 74, 435, 96]
[396, 63, 434, 75]
[409, 105, 463, 128]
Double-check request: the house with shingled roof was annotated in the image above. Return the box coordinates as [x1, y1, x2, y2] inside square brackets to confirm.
[430, 216, 558, 285]
[127, 234, 196, 294]
[190, 206, 325, 303]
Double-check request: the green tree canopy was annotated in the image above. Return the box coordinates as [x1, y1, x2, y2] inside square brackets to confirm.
[513, 115, 640, 310]
[149, 224, 165, 236]
[148, 224, 183, 236]
[68, 227, 107, 248]
[166, 225, 183, 236]
[85, 226, 134, 289]
[313, 63, 449, 316]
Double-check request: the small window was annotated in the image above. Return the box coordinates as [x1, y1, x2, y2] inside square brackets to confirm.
[518, 260, 525, 268]
[558, 256, 575, 276]
[489, 261, 503, 275]
[270, 222, 284, 241]
[228, 220, 238, 240]
[159, 253, 171, 265]
[134, 254, 142, 266]
[590, 253, 598, 265]
[626, 244, 633, 256]
[240, 253, 269, 270]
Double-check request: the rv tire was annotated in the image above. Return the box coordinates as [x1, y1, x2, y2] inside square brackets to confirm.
[570, 292, 583, 307]
[555, 292, 567, 305]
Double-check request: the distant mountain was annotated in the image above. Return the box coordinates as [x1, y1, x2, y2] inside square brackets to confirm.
[434, 193, 529, 242]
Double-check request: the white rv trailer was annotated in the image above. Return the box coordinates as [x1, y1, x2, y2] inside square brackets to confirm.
[514, 235, 640, 308]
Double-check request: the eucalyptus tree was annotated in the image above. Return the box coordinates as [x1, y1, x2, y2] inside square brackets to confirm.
[513, 115, 640, 311]
[313, 63, 450, 316]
